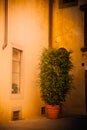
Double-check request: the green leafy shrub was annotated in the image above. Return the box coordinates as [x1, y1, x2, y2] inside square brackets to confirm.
[39, 47, 73, 105]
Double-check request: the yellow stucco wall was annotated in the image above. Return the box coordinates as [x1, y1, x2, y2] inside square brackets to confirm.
[52, 0, 86, 115]
[0, 0, 48, 122]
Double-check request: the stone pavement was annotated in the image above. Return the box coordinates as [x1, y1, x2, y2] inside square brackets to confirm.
[0, 115, 87, 130]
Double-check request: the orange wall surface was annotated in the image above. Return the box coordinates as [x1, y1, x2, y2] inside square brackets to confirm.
[52, 0, 87, 115]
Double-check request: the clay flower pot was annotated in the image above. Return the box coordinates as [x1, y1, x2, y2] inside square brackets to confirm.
[46, 105, 60, 119]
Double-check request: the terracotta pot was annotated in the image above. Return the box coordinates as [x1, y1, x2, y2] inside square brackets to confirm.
[46, 104, 60, 119]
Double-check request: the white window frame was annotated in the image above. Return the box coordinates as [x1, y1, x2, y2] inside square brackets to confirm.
[12, 48, 22, 94]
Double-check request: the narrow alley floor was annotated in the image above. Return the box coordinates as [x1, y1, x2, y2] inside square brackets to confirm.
[0, 115, 87, 130]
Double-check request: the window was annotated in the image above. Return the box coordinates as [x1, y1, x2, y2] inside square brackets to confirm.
[12, 110, 20, 120]
[11, 107, 22, 120]
[59, 0, 78, 8]
[12, 48, 22, 94]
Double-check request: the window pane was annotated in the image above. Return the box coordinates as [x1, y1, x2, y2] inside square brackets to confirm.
[12, 73, 20, 84]
[12, 48, 22, 94]
[13, 48, 21, 61]
[12, 61, 20, 73]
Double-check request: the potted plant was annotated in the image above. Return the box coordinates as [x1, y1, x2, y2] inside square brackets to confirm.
[12, 83, 18, 94]
[39, 47, 73, 119]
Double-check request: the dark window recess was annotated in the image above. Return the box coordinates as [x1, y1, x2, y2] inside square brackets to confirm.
[85, 70, 87, 113]
[80, 4, 87, 52]
[84, 11, 87, 48]
[41, 107, 45, 114]
[63, 0, 77, 4]
[12, 110, 20, 121]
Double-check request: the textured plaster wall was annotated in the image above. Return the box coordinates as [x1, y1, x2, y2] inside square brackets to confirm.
[0, 0, 48, 122]
[52, 0, 87, 114]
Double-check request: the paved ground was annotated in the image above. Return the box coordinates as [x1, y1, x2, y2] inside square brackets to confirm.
[0, 115, 87, 130]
